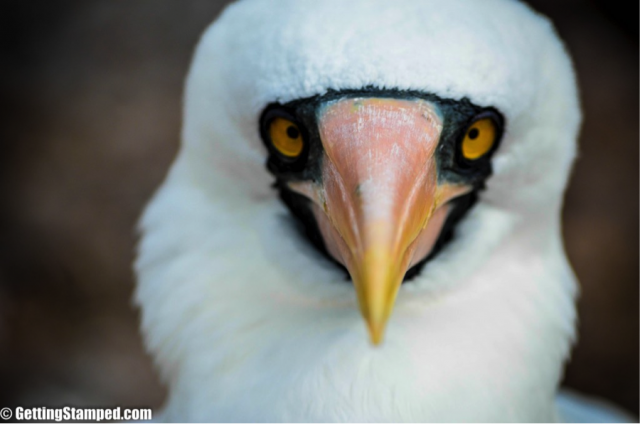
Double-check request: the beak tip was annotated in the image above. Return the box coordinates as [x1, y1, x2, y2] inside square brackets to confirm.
[366, 320, 387, 346]
[370, 336, 384, 347]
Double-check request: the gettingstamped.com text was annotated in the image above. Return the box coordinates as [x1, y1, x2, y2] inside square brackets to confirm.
[1, 406, 152, 422]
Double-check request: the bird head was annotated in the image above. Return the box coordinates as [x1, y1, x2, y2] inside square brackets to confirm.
[135, 0, 581, 421]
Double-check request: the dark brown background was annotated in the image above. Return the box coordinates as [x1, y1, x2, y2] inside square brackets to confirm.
[0, 0, 637, 417]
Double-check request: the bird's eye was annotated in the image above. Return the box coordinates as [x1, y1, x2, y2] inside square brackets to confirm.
[268, 117, 304, 158]
[461, 117, 497, 160]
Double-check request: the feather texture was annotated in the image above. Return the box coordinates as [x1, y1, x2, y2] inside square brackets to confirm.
[135, 0, 584, 421]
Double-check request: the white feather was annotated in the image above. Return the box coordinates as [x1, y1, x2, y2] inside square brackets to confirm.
[135, 0, 587, 421]
[557, 389, 636, 423]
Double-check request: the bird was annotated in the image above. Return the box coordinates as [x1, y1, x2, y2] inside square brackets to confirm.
[133, 0, 630, 421]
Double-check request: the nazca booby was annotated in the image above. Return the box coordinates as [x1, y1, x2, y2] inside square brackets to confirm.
[133, 0, 622, 421]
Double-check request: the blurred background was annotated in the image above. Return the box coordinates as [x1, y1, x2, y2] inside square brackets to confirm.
[0, 0, 637, 417]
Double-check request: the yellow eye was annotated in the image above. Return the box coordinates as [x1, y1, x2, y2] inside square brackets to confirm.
[269, 117, 304, 158]
[461, 118, 497, 160]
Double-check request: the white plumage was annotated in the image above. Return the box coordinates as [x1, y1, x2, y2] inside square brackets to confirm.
[131, 0, 622, 421]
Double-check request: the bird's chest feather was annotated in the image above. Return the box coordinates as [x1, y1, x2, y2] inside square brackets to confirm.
[144, 202, 570, 422]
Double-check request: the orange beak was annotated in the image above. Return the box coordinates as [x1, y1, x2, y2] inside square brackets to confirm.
[290, 98, 469, 345]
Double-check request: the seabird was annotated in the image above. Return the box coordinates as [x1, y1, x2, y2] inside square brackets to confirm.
[134, 0, 631, 421]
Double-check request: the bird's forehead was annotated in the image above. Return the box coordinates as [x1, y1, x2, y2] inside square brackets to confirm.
[205, 0, 549, 120]
[182, 0, 579, 208]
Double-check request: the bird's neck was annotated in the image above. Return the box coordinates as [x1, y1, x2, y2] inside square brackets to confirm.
[136, 176, 577, 422]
